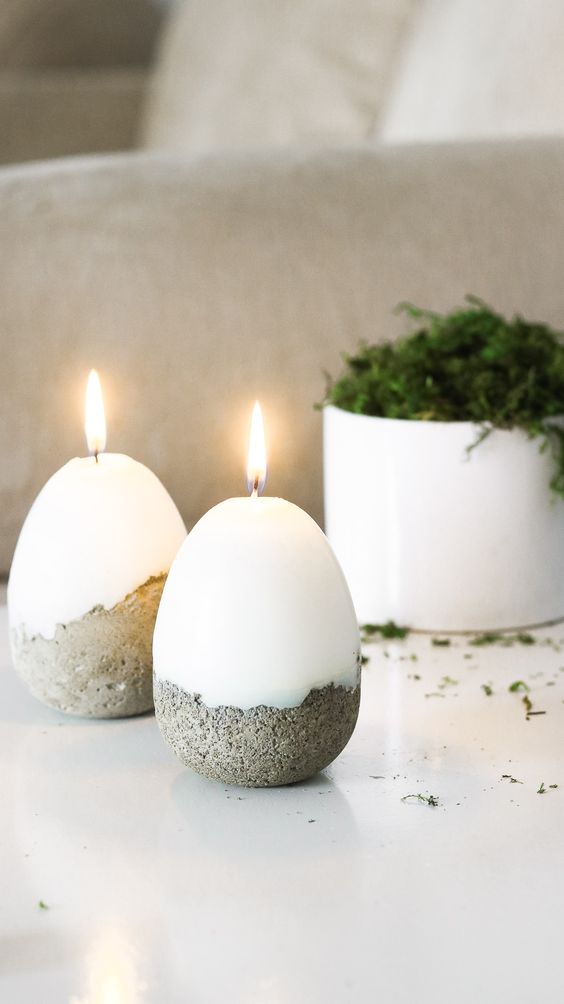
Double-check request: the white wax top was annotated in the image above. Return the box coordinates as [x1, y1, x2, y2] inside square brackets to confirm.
[8, 454, 186, 639]
[153, 497, 360, 709]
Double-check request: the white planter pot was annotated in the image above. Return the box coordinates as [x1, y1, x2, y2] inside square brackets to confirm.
[323, 405, 564, 631]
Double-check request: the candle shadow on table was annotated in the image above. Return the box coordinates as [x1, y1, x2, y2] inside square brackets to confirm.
[168, 766, 362, 861]
[156, 770, 364, 994]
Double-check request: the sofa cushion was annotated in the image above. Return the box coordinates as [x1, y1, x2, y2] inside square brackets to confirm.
[0, 0, 164, 69]
[380, 0, 564, 142]
[2, 140, 564, 573]
[0, 71, 146, 165]
[142, 0, 414, 151]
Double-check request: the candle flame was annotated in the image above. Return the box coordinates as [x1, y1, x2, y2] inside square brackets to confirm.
[247, 401, 267, 496]
[85, 369, 107, 459]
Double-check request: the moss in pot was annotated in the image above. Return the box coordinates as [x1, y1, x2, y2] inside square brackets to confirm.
[320, 297, 564, 632]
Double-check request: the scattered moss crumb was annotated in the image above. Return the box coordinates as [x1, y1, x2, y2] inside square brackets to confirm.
[361, 621, 409, 640]
[470, 633, 503, 647]
[509, 680, 530, 693]
[501, 774, 523, 784]
[481, 684, 493, 696]
[432, 638, 451, 647]
[522, 695, 546, 718]
[401, 793, 439, 807]
[541, 638, 561, 652]
[471, 632, 536, 648]
[438, 675, 458, 689]
[38, 900, 49, 911]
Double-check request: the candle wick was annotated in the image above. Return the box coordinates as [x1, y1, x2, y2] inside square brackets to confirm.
[251, 474, 259, 499]
[94, 449, 99, 464]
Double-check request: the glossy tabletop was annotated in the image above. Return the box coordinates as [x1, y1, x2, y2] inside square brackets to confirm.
[1, 597, 563, 1004]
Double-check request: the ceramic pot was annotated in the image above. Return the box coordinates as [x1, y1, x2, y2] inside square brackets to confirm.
[323, 405, 564, 631]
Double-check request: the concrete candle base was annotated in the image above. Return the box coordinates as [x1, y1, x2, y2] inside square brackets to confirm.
[154, 676, 361, 787]
[11, 574, 166, 718]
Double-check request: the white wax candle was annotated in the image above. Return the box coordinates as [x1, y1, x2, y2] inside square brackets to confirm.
[9, 453, 186, 640]
[153, 495, 360, 710]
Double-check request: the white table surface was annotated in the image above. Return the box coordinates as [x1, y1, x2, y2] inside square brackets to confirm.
[1, 597, 563, 1004]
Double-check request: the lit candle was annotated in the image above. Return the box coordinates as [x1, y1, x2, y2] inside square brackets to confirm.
[153, 402, 360, 787]
[8, 371, 186, 718]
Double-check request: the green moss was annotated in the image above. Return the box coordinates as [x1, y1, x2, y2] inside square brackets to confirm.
[470, 632, 536, 648]
[508, 680, 530, 693]
[320, 297, 564, 496]
[361, 621, 409, 640]
[469, 632, 504, 646]
[401, 793, 439, 807]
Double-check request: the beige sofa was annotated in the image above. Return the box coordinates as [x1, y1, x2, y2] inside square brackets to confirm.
[2, 138, 564, 573]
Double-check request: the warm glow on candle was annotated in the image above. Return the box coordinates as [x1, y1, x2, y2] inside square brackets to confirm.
[246, 400, 267, 496]
[85, 370, 107, 459]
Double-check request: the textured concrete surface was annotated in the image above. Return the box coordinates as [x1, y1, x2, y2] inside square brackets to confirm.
[154, 676, 361, 786]
[11, 574, 165, 717]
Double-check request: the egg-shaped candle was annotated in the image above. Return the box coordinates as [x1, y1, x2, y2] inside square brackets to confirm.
[8, 371, 186, 718]
[153, 402, 361, 787]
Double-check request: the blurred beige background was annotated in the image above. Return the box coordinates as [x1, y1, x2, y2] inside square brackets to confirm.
[2, 0, 564, 572]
